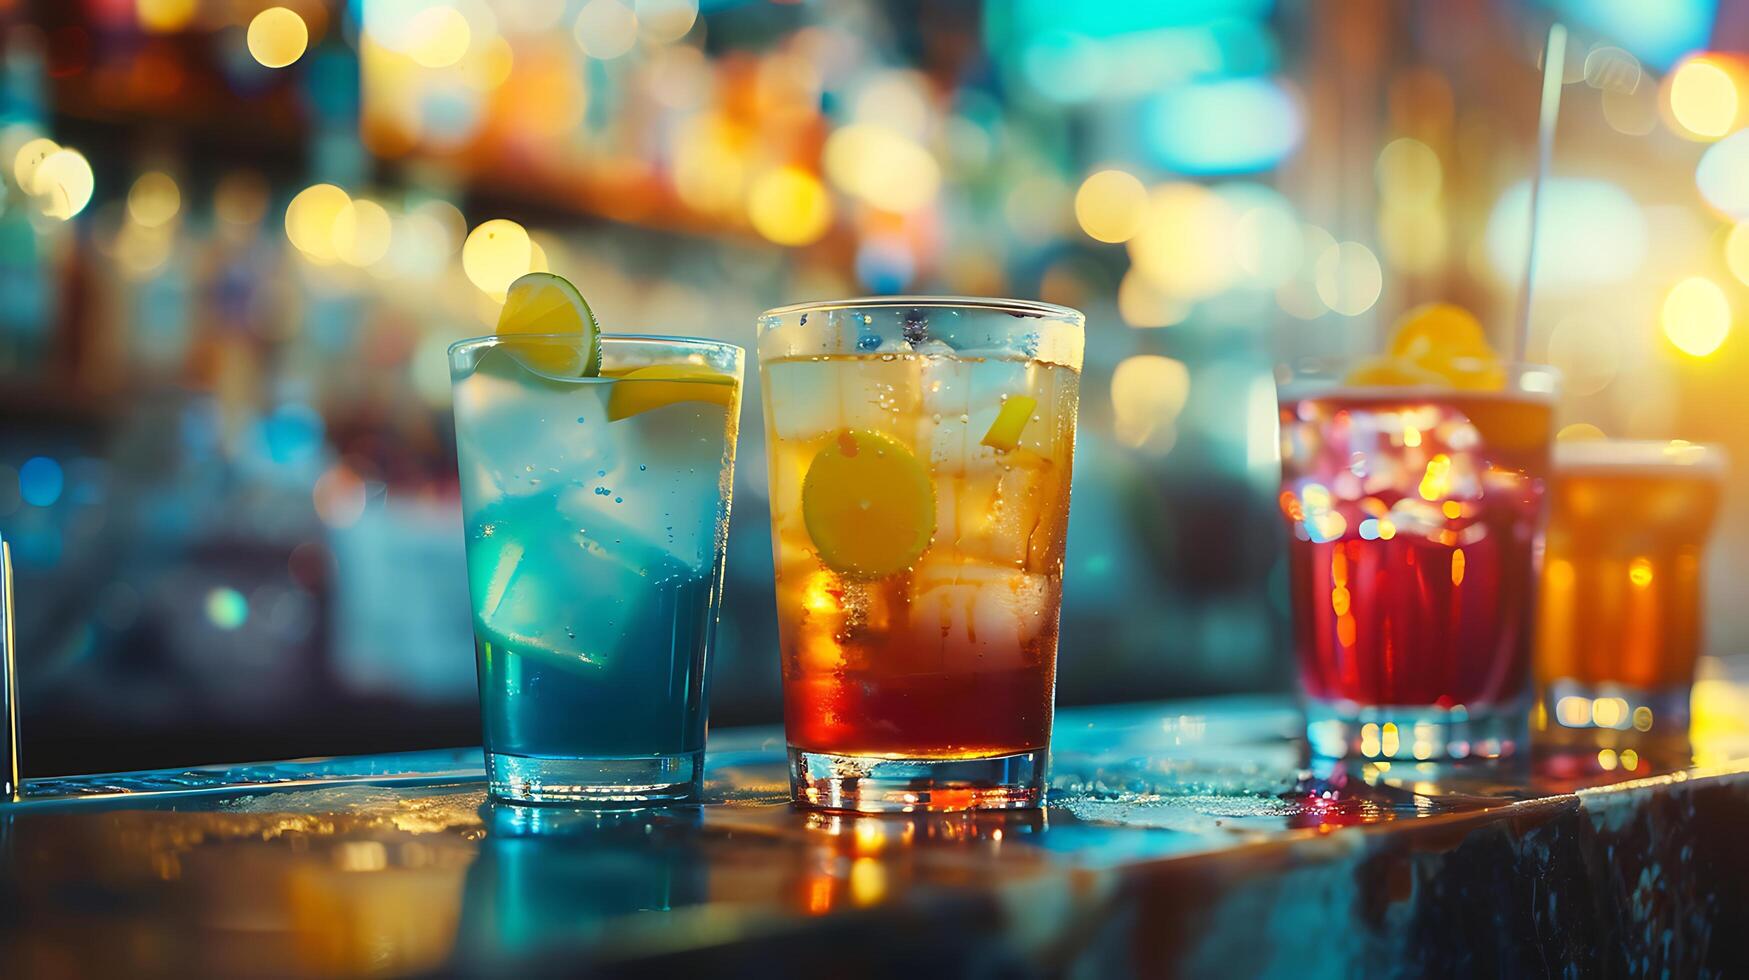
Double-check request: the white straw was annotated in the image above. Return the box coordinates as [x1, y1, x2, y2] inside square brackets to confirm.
[1513, 22, 1568, 362]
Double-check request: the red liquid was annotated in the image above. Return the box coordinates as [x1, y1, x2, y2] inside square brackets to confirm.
[783, 663, 1055, 758]
[1279, 391, 1552, 710]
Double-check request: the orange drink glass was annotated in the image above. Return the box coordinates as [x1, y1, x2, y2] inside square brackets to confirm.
[757, 297, 1084, 812]
[1536, 440, 1726, 741]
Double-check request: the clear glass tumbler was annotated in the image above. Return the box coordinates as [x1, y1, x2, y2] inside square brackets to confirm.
[757, 297, 1084, 811]
[449, 333, 742, 804]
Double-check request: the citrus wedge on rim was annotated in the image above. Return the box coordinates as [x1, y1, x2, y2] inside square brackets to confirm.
[802, 429, 936, 578]
[607, 363, 738, 421]
[497, 271, 601, 377]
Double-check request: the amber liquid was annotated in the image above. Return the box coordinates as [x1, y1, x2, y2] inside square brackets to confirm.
[1536, 466, 1722, 695]
[762, 353, 1079, 759]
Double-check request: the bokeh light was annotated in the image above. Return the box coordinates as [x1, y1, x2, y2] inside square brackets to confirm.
[1074, 170, 1147, 244]
[247, 7, 310, 70]
[284, 183, 351, 263]
[1117, 268, 1189, 328]
[574, 0, 639, 60]
[12, 137, 59, 191]
[1111, 355, 1190, 452]
[1696, 130, 1749, 219]
[205, 587, 249, 631]
[1484, 178, 1646, 286]
[747, 167, 832, 247]
[463, 219, 535, 299]
[823, 124, 940, 213]
[406, 6, 471, 69]
[1127, 182, 1238, 300]
[1375, 137, 1442, 200]
[1313, 241, 1382, 316]
[1667, 55, 1740, 140]
[127, 171, 181, 228]
[1224, 184, 1301, 288]
[332, 198, 393, 267]
[1725, 222, 1749, 287]
[19, 456, 63, 507]
[34, 148, 95, 220]
[1145, 78, 1302, 175]
[636, 0, 698, 43]
[1660, 276, 1731, 357]
[136, 0, 198, 34]
[1556, 423, 1607, 442]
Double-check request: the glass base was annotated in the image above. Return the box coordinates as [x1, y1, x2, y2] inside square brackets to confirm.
[788, 748, 1046, 813]
[1538, 677, 1690, 735]
[485, 751, 701, 806]
[1304, 700, 1526, 762]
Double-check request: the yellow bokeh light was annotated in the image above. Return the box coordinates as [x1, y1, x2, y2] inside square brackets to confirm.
[1110, 354, 1190, 450]
[1313, 241, 1383, 316]
[13, 137, 59, 191]
[673, 115, 748, 216]
[1074, 169, 1147, 244]
[574, 0, 639, 60]
[1668, 56, 1739, 140]
[747, 167, 832, 247]
[247, 7, 310, 69]
[1376, 137, 1442, 202]
[822, 124, 940, 214]
[1725, 222, 1749, 287]
[1556, 422, 1606, 442]
[33, 148, 94, 220]
[1127, 182, 1238, 300]
[333, 198, 393, 267]
[127, 171, 181, 228]
[1660, 276, 1731, 357]
[284, 183, 351, 263]
[463, 219, 534, 298]
[1117, 268, 1188, 328]
[406, 6, 471, 69]
[136, 0, 198, 33]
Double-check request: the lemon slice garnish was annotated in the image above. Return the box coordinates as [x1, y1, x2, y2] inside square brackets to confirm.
[802, 429, 935, 578]
[497, 272, 600, 377]
[980, 395, 1037, 452]
[606, 363, 737, 421]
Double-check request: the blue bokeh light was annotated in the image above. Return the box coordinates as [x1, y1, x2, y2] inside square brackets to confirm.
[18, 455, 63, 507]
[1144, 77, 1302, 174]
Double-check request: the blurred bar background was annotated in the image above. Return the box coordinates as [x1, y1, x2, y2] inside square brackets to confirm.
[0, 0, 1744, 775]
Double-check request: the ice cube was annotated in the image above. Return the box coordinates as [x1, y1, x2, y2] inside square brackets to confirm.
[452, 349, 616, 500]
[908, 562, 1053, 670]
[764, 359, 841, 443]
[924, 358, 1037, 474]
[946, 454, 1062, 569]
[466, 494, 701, 668]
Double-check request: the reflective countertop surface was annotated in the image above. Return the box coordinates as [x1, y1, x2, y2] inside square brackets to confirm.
[5, 669, 1749, 978]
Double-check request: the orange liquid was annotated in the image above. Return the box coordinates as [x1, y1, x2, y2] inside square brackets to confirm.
[762, 353, 1079, 758]
[1537, 464, 1722, 693]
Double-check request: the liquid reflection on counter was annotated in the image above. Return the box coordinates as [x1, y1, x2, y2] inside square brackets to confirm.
[792, 810, 1049, 916]
[451, 803, 709, 971]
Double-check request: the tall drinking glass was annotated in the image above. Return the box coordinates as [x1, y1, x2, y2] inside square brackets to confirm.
[757, 297, 1084, 811]
[1277, 363, 1557, 761]
[1536, 440, 1726, 745]
[449, 334, 742, 804]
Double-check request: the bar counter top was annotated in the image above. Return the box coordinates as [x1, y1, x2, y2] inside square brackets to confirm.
[5, 671, 1749, 978]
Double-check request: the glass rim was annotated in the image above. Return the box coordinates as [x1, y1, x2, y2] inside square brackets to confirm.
[1555, 438, 1728, 473]
[758, 295, 1084, 323]
[1276, 357, 1560, 401]
[448, 332, 745, 359]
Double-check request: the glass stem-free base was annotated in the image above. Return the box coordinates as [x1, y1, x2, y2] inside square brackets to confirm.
[1304, 700, 1526, 762]
[1538, 677, 1690, 735]
[486, 751, 701, 806]
[789, 748, 1046, 812]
